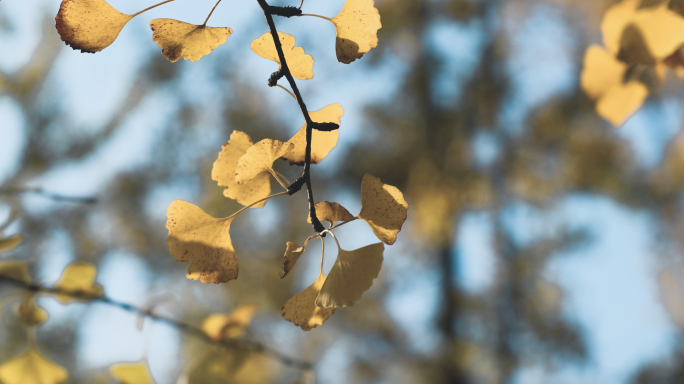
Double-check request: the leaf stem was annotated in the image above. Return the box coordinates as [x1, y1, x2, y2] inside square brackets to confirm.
[299, 14, 333, 22]
[226, 191, 288, 220]
[328, 231, 341, 249]
[319, 236, 325, 275]
[272, 171, 289, 191]
[203, 0, 223, 26]
[276, 84, 297, 101]
[298, 0, 305, 10]
[131, 0, 175, 17]
[257, 0, 325, 234]
[275, 171, 291, 185]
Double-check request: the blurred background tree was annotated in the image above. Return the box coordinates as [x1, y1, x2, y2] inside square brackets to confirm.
[2, 0, 684, 383]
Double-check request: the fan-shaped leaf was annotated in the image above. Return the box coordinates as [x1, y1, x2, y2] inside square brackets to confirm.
[235, 139, 293, 185]
[166, 200, 237, 284]
[282, 104, 344, 165]
[306, 201, 355, 226]
[357, 174, 409, 245]
[251, 32, 314, 80]
[55, 0, 133, 53]
[55, 262, 104, 303]
[331, 0, 382, 63]
[212, 131, 271, 208]
[150, 19, 233, 63]
[315, 243, 383, 308]
[281, 273, 335, 330]
[580, 45, 627, 100]
[110, 361, 155, 384]
[0, 348, 68, 384]
[596, 80, 648, 127]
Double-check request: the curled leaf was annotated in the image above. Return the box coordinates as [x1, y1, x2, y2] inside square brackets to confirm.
[235, 139, 293, 185]
[316, 243, 384, 308]
[212, 131, 271, 208]
[55, 262, 104, 303]
[280, 242, 304, 278]
[150, 19, 233, 63]
[0, 262, 31, 284]
[282, 104, 344, 165]
[307, 201, 355, 226]
[0, 348, 68, 384]
[16, 295, 48, 326]
[251, 32, 314, 80]
[281, 273, 335, 330]
[331, 0, 382, 63]
[202, 304, 258, 341]
[110, 361, 155, 384]
[357, 174, 409, 245]
[55, 0, 133, 53]
[166, 200, 237, 284]
[0, 234, 22, 253]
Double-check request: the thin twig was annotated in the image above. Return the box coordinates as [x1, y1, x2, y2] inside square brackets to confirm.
[227, 191, 288, 220]
[299, 14, 333, 22]
[276, 84, 297, 101]
[131, 0, 175, 17]
[0, 276, 313, 371]
[0, 188, 97, 204]
[203, 0, 222, 26]
[256, 0, 325, 234]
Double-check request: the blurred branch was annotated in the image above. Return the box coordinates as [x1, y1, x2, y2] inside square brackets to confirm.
[0, 188, 98, 204]
[0, 275, 314, 371]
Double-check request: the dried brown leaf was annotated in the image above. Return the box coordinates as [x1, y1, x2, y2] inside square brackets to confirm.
[280, 242, 304, 279]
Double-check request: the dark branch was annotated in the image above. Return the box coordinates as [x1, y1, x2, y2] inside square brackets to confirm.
[266, 5, 302, 17]
[257, 0, 324, 234]
[268, 68, 285, 87]
[310, 122, 339, 132]
[0, 188, 97, 204]
[0, 276, 313, 371]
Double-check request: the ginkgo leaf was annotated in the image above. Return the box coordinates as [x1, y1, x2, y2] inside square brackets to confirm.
[315, 243, 384, 308]
[0, 348, 68, 384]
[596, 80, 648, 127]
[55, 0, 134, 53]
[306, 201, 355, 226]
[202, 304, 258, 341]
[235, 139, 294, 185]
[331, 0, 382, 63]
[601, 0, 640, 55]
[150, 19, 233, 63]
[166, 200, 237, 284]
[620, 3, 684, 65]
[0, 262, 31, 284]
[282, 104, 344, 165]
[0, 234, 22, 253]
[357, 174, 409, 245]
[580, 45, 627, 100]
[16, 295, 48, 326]
[212, 131, 271, 208]
[55, 262, 104, 303]
[280, 242, 305, 279]
[110, 361, 155, 384]
[251, 32, 314, 80]
[281, 273, 335, 330]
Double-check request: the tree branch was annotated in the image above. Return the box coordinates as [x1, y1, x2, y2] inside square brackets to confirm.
[256, 0, 325, 234]
[0, 188, 97, 204]
[0, 276, 313, 371]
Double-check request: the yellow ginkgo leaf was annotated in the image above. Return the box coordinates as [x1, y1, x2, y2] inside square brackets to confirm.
[601, 0, 640, 55]
[0, 234, 22, 253]
[166, 200, 237, 284]
[280, 242, 304, 279]
[281, 273, 335, 330]
[202, 304, 258, 341]
[596, 80, 648, 127]
[306, 201, 355, 226]
[55, 262, 104, 303]
[0, 348, 68, 384]
[150, 19, 233, 63]
[110, 361, 155, 384]
[282, 104, 344, 165]
[621, 3, 684, 65]
[212, 131, 271, 208]
[0, 262, 31, 284]
[580, 45, 627, 100]
[357, 174, 409, 245]
[331, 0, 382, 63]
[315, 243, 384, 308]
[235, 139, 294, 185]
[16, 295, 48, 326]
[251, 32, 314, 80]
[55, 0, 133, 53]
